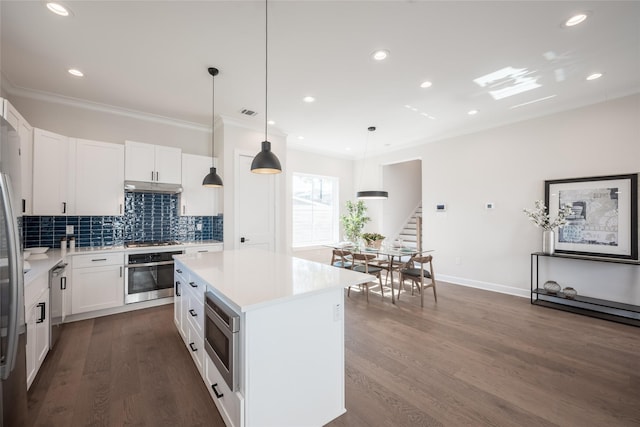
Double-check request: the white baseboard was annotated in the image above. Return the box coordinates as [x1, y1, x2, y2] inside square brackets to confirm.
[64, 297, 174, 323]
[437, 274, 530, 298]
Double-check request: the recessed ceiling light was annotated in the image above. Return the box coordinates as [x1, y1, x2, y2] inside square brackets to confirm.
[68, 68, 84, 77]
[586, 72, 603, 81]
[564, 13, 588, 27]
[267, 120, 275, 125]
[468, 109, 479, 116]
[46, 2, 70, 16]
[371, 50, 389, 61]
[420, 81, 433, 88]
[303, 96, 315, 103]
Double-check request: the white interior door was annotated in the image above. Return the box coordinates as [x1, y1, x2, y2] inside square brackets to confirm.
[237, 153, 275, 251]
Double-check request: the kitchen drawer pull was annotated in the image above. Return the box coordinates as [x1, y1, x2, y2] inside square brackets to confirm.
[211, 383, 224, 399]
[198, 250, 208, 253]
[188, 309, 197, 317]
[92, 258, 108, 262]
[61, 276, 67, 290]
[151, 171, 155, 181]
[189, 342, 197, 352]
[36, 302, 46, 323]
[119, 203, 123, 215]
[176, 269, 183, 274]
[62, 201, 67, 214]
[119, 266, 123, 277]
[175, 281, 181, 297]
[189, 282, 197, 288]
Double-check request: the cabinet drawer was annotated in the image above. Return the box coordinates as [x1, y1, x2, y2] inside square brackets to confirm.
[185, 277, 205, 303]
[205, 354, 243, 427]
[184, 245, 223, 254]
[73, 252, 124, 268]
[187, 321, 204, 377]
[186, 293, 204, 336]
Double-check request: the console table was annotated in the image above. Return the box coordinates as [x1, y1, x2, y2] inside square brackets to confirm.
[530, 252, 640, 327]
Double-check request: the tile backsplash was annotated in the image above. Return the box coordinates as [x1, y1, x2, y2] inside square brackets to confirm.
[23, 192, 223, 249]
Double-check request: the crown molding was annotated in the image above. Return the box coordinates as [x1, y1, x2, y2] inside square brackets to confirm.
[1, 74, 210, 133]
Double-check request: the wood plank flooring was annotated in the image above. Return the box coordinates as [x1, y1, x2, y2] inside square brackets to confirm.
[28, 282, 639, 426]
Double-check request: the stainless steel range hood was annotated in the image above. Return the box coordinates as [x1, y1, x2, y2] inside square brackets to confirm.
[124, 180, 183, 194]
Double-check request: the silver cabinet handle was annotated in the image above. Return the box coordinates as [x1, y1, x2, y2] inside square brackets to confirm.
[119, 204, 123, 215]
[119, 266, 123, 277]
[92, 258, 107, 262]
[151, 171, 155, 181]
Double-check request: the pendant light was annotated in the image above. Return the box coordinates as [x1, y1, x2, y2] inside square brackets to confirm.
[251, 0, 282, 174]
[356, 126, 388, 199]
[202, 67, 224, 188]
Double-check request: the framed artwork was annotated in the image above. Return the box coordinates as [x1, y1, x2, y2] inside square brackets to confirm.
[545, 173, 638, 260]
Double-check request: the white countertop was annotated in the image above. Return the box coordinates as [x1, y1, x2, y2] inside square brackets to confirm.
[23, 240, 223, 285]
[174, 248, 374, 312]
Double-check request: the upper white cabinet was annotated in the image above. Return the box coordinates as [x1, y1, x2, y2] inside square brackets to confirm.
[73, 138, 125, 216]
[33, 129, 72, 215]
[2, 99, 34, 215]
[125, 140, 181, 184]
[181, 154, 219, 216]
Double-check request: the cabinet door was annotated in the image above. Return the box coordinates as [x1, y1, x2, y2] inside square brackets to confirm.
[72, 265, 124, 314]
[75, 138, 124, 215]
[25, 302, 37, 388]
[18, 120, 33, 215]
[35, 290, 50, 369]
[154, 145, 182, 184]
[124, 140, 156, 182]
[33, 129, 69, 215]
[181, 154, 218, 216]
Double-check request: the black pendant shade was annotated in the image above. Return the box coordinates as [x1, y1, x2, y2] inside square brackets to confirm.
[356, 190, 389, 199]
[251, 141, 282, 174]
[251, 0, 282, 174]
[202, 67, 223, 188]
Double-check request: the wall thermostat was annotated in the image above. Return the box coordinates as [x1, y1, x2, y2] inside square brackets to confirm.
[436, 203, 447, 212]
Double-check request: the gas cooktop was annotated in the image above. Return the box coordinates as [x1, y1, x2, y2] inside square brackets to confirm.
[124, 241, 181, 248]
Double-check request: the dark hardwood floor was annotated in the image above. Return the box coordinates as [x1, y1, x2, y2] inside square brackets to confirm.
[28, 282, 639, 427]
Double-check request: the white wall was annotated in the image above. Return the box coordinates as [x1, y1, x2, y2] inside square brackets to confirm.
[381, 159, 422, 241]
[362, 94, 640, 303]
[6, 94, 210, 155]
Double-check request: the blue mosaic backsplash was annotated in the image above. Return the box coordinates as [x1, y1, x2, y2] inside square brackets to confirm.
[23, 192, 223, 249]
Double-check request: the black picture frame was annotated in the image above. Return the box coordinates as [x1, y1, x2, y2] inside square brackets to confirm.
[544, 173, 638, 260]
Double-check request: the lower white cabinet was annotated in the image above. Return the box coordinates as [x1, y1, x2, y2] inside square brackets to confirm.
[205, 354, 244, 427]
[71, 252, 124, 315]
[25, 274, 49, 389]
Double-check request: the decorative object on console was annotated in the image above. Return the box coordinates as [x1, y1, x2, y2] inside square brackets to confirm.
[562, 287, 577, 299]
[543, 280, 561, 295]
[251, 0, 282, 174]
[523, 200, 573, 255]
[340, 200, 370, 243]
[545, 174, 638, 260]
[202, 67, 224, 188]
[356, 126, 389, 199]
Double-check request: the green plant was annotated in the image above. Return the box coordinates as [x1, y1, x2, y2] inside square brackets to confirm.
[340, 200, 370, 242]
[361, 232, 385, 243]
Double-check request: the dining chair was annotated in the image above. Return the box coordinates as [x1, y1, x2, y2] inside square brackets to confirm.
[398, 254, 437, 307]
[348, 253, 384, 302]
[330, 249, 353, 269]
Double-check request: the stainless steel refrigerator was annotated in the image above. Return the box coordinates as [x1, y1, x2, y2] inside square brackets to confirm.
[0, 115, 28, 426]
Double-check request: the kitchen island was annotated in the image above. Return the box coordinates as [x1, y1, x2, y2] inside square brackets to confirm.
[173, 248, 374, 427]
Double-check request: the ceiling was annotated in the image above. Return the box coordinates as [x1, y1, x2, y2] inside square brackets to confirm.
[1, 1, 639, 158]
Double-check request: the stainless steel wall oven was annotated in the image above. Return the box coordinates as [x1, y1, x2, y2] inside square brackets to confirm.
[125, 250, 183, 304]
[204, 291, 240, 392]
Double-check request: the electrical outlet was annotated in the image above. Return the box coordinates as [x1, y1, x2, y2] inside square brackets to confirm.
[66, 225, 74, 234]
[196, 223, 203, 231]
[333, 303, 342, 322]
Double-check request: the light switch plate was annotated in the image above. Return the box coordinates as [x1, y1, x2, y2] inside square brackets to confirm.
[66, 225, 74, 234]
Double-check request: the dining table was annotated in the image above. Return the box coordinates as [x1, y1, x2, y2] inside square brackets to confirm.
[326, 243, 434, 303]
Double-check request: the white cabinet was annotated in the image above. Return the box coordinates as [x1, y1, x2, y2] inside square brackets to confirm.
[33, 128, 71, 215]
[25, 274, 49, 389]
[73, 138, 125, 215]
[174, 264, 206, 377]
[181, 154, 219, 216]
[2, 100, 33, 215]
[125, 140, 181, 184]
[71, 252, 124, 315]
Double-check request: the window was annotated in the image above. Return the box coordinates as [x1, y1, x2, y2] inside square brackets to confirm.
[292, 173, 339, 247]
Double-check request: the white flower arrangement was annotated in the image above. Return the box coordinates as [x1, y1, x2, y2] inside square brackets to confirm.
[523, 200, 573, 231]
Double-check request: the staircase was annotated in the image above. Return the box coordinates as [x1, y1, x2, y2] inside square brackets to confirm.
[396, 204, 422, 250]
